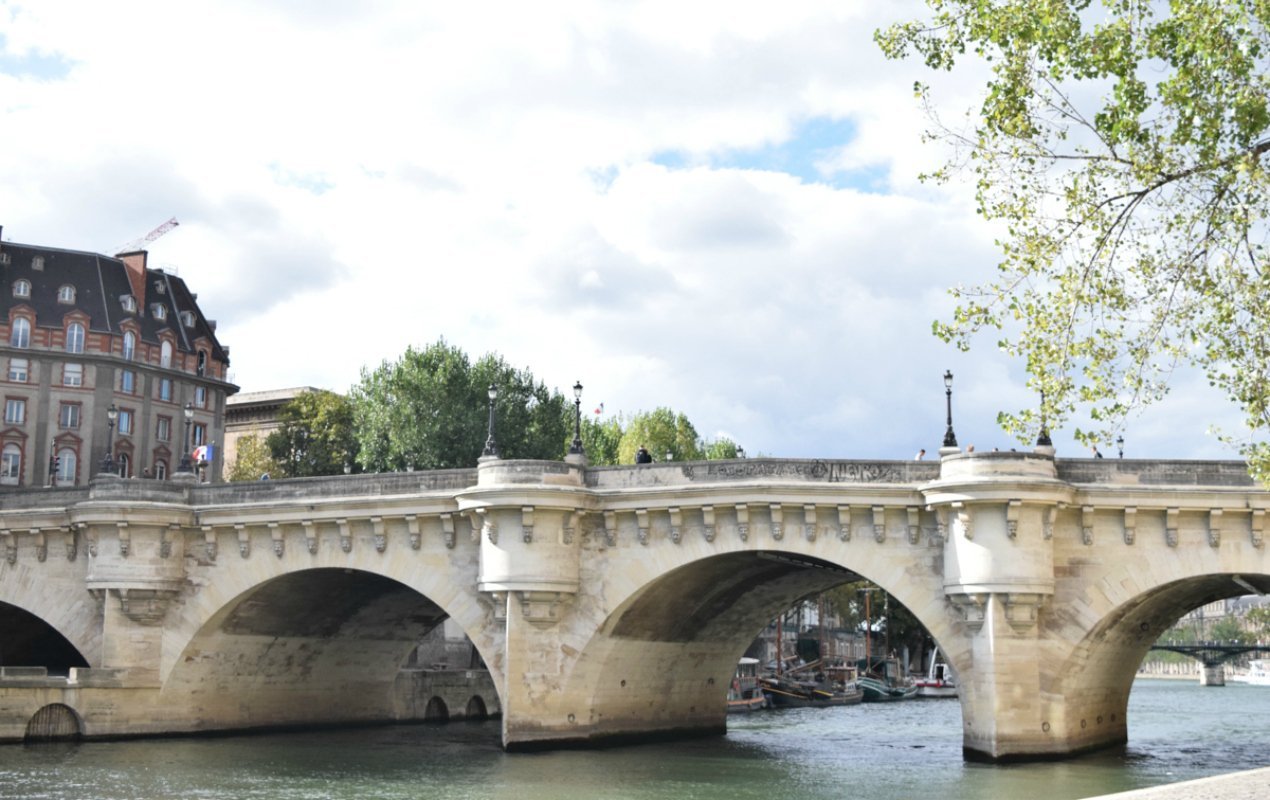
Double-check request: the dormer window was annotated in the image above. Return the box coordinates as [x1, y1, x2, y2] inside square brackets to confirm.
[151, 304, 167, 321]
[12, 280, 30, 299]
[120, 295, 137, 313]
[122, 331, 136, 361]
[153, 280, 167, 295]
[180, 310, 195, 327]
[57, 284, 76, 304]
[32, 256, 44, 271]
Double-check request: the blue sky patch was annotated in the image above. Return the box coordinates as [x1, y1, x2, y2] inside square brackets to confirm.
[651, 116, 889, 192]
[0, 35, 74, 80]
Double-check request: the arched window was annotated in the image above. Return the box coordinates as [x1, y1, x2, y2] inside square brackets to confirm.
[1, 443, 21, 485]
[154, 460, 167, 480]
[122, 331, 136, 360]
[117, 453, 130, 479]
[55, 449, 76, 486]
[10, 318, 30, 348]
[12, 279, 30, 298]
[197, 350, 207, 376]
[160, 341, 173, 368]
[65, 322, 85, 354]
[57, 285, 76, 304]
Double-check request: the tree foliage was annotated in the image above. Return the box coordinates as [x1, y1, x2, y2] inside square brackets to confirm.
[266, 389, 358, 478]
[227, 434, 283, 482]
[617, 407, 705, 464]
[878, 1, 1270, 480]
[351, 340, 570, 471]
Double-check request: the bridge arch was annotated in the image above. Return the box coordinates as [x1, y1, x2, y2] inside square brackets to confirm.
[24, 703, 82, 742]
[161, 564, 500, 730]
[0, 600, 91, 673]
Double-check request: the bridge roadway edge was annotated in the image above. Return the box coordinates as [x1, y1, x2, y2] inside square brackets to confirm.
[0, 453, 1266, 762]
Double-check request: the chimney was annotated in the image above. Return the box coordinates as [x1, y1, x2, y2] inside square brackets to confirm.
[118, 250, 148, 306]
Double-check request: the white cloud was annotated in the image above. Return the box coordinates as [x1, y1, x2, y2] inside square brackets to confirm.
[0, 0, 1245, 462]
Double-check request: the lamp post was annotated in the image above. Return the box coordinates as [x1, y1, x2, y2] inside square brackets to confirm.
[481, 384, 500, 458]
[177, 401, 194, 473]
[942, 370, 958, 449]
[737, 446, 746, 459]
[99, 404, 118, 474]
[1036, 389, 1053, 447]
[1116, 435, 1125, 459]
[568, 380, 584, 456]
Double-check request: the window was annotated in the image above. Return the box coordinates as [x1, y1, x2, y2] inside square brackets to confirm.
[154, 460, 167, 480]
[160, 341, 173, 368]
[55, 449, 76, 485]
[180, 310, 195, 327]
[156, 416, 171, 442]
[12, 280, 30, 298]
[120, 369, 135, 394]
[63, 363, 83, 387]
[59, 403, 80, 428]
[151, 304, 167, 321]
[31, 256, 44, 271]
[122, 331, 136, 360]
[4, 398, 25, 425]
[121, 295, 137, 313]
[118, 409, 134, 436]
[10, 318, 30, 348]
[153, 279, 166, 295]
[8, 358, 27, 383]
[158, 378, 172, 402]
[65, 322, 85, 354]
[1, 443, 20, 484]
[196, 351, 207, 376]
[194, 386, 207, 408]
[57, 284, 76, 304]
[193, 423, 206, 447]
[117, 453, 130, 478]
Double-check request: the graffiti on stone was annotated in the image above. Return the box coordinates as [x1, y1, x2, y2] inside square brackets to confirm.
[684, 460, 904, 484]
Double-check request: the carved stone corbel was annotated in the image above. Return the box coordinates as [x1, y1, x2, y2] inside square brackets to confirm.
[1043, 505, 1058, 540]
[804, 505, 818, 542]
[370, 517, 386, 552]
[951, 503, 971, 541]
[117, 522, 130, 557]
[562, 511, 579, 545]
[702, 506, 716, 543]
[65, 527, 77, 561]
[1166, 508, 1180, 548]
[1253, 509, 1265, 549]
[930, 506, 947, 544]
[1003, 592, 1045, 632]
[479, 511, 498, 546]
[114, 588, 178, 626]
[270, 523, 284, 558]
[202, 525, 217, 561]
[770, 504, 783, 541]
[439, 514, 456, 550]
[33, 529, 46, 562]
[162, 524, 179, 559]
[86, 528, 98, 558]
[485, 591, 508, 623]
[408, 515, 423, 550]
[949, 593, 989, 630]
[1006, 500, 1021, 539]
[521, 507, 534, 544]
[1081, 506, 1095, 546]
[1123, 508, 1137, 545]
[338, 518, 353, 552]
[636, 509, 650, 546]
[515, 590, 573, 628]
[466, 511, 482, 544]
[736, 504, 749, 542]
[838, 506, 851, 542]
[906, 507, 921, 545]
[668, 507, 682, 544]
[1208, 509, 1222, 548]
[868, 506, 884, 543]
[302, 520, 317, 554]
[603, 510, 617, 548]
[236, 524, 250, 558]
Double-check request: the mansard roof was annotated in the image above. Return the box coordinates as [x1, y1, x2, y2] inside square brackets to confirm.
[0, 238, 229, 364]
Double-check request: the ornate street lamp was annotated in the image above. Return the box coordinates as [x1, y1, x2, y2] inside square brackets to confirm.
[568, 380, 584, 456]
[99, 404, 118, 474]
[1036, 389, 1053, 447]
[736, 446, 746, 459]
[942, 370, 958, 449]
[481, 384, 500, 458]
[1117, 435, 1125, 459]
[177, 401, 195, 473]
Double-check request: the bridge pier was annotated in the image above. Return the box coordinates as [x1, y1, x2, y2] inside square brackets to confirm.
[1200, 665, 1226, 686]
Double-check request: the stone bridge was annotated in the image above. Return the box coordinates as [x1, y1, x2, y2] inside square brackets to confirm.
[1, 450, 1267, 760]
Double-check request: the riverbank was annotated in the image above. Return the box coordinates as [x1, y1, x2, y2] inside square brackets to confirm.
[1083, 766, 1270, 799]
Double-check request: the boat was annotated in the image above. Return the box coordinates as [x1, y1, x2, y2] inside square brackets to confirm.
[760, 659, 863, 708]
[1232, 659, 1270, 686]
[857, 655, 918, 702]
[914, 647, 958, 698]
[727, 657, 769, 713]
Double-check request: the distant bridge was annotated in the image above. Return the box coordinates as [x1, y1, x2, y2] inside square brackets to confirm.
[1148, 642, 1270, 683]
[1, 451, 1269, 761]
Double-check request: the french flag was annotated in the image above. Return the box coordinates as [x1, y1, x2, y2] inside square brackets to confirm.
[192, 444, 214, 463]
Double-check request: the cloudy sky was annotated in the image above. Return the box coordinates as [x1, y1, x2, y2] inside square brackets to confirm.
[0, 0, 1244, 461]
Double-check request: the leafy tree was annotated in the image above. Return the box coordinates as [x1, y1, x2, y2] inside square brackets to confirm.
[1245, 605, 1270, 638]
[878, 2, 1270, 480]
[704, 437, 740, 460]
[617, 407, 704, 464]
[351, 340, 569, 471]
[266, 390, 358, 478]
[577, 415, 624, 466]
[227, 435, 282, 482]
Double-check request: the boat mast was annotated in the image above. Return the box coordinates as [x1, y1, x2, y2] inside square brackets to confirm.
[776, 611, 784, 676]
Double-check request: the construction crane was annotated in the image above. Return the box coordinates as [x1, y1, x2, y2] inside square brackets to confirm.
[113, 217, 179, 255]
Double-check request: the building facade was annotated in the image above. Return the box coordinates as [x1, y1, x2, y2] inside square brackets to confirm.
[223, 386, 320, 472]
[0, 227, 236, 486]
